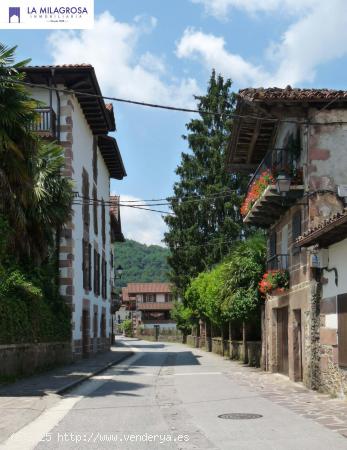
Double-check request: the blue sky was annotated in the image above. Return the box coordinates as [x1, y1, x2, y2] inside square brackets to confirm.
[1, 0, 347, 245]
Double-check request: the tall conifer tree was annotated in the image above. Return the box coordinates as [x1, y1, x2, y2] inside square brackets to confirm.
[164, 70, 247, 295]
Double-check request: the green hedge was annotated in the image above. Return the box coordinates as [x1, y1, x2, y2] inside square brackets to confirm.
[0, 269, 71, 345]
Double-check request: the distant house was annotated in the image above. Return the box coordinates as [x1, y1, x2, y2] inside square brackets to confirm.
[23, 65, 126, 359]
[121, 283, 175, 329]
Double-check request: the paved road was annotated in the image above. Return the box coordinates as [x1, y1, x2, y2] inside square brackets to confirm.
[3, 338, 347, 450]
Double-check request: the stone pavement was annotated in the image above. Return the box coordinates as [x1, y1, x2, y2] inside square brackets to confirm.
[0, 345, 133, 444]
[216, 354, 347, 439]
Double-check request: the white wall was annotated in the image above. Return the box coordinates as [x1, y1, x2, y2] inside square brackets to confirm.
[70, 95, 112, 342]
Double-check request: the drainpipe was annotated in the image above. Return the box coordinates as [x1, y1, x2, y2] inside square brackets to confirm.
[51, 68, 62, 286]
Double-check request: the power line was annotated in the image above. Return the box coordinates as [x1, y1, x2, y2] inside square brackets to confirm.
[1, 76, 278, 120]
[3, 76, 346, 126]
[72, 201, 174, 215]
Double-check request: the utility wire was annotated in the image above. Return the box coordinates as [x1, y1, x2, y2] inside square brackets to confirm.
[3, 77, 346, 125]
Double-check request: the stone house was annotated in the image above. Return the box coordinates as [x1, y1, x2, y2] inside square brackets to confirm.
[227, 87, 347, 393]
[121, 283, 175, 330]
[23, 65, 126, 359]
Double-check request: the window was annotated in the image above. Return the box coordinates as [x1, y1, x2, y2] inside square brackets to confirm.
[82, 168, 90, 229]
[82, 239, 89, 290]
[101, 313, 106, 338]
[93, 185, 98, 235]
[93, 311, 98, 338]
[101, 257, 107, 299]
[94, 250, 100, 296]
[101, 199, 106, 247]
[338, 294, 347, 367]
[292, 211, 302, 256]
[269, 231, 276, 258]
[165, 294, 172, 303]
[143, 294, 156, 303]
[88, 243, 92, 291]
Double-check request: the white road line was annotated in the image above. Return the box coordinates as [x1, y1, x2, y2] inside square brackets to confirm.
[1, 350, 143, 450]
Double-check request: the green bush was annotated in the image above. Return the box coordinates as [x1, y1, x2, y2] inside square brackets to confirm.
[120, 319, 133, 337]
[0, 267, 71, 345]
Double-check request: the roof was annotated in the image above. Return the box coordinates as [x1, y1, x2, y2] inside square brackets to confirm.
[110, 195, 124, 243]
[98, 136, 126, 180]
[297, 209, 347, 248]
[126, 283, 172, 295]
[21, 65, 115, 134]
[239, 87, 347, 103]
[121, 287, 134, 302]
[226, 86, 347, 173]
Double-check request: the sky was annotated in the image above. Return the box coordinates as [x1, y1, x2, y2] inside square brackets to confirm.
[2, 0, 347, 246]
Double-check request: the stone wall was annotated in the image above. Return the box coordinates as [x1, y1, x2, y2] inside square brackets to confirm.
[0, 342, 72, 378]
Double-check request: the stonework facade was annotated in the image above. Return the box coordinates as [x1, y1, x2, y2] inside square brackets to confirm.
[227, 87, 347, 395]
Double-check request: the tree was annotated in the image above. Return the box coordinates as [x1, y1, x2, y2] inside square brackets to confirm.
[0, 44, 72, 262]
[164, 70, 247, 296]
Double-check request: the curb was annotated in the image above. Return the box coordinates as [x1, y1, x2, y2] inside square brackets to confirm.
[56, 351, 134, 395]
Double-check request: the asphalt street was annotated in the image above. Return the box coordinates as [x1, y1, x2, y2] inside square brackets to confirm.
[3, 338, 347, 450]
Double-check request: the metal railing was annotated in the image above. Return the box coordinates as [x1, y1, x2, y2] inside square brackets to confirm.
[30, 108, 56, 137]
[267, 254, 289, 271]
[248, 148, 302, 188]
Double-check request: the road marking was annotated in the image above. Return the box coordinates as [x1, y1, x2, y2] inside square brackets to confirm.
[2, 351, 143, 450]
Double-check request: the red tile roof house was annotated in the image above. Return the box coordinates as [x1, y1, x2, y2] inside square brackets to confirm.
[22, 65, 126, 359]
[227, 86, 347, 395]
[121, 283, 175, 330]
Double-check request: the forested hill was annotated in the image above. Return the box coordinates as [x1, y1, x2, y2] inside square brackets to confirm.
[114, 240, 170, 290]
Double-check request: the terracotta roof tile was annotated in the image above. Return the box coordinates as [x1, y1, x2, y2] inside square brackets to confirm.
[126, 283, 172, 294]
[240, 86, 347, 103]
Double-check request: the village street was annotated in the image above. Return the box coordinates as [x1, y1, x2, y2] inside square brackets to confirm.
[3, 338, 347, 450]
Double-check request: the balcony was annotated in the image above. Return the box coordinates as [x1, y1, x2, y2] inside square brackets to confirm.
[241, 148, 304, 227]
[267, 254, 289, 271]
[30, 108, 57, 139]
[137, 302, 174, 311]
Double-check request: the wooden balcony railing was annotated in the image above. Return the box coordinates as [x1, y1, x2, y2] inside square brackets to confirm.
[30, 108, 57, 139]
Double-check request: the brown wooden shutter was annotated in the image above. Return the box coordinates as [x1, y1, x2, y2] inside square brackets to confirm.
[93, 185, 98, 235]
[88, 243, 92, 291]
[102, 199, 106, 247]
[338, 294, 347, 367]
[97, 253, 101, 296]
[292, 211, 301, 255]
[93, 249, 97, 294]
[82, 168, 90, 229]
[269, 231, 277, 257]
[105, 261, 107, 299]
[82, 239, 88, 289]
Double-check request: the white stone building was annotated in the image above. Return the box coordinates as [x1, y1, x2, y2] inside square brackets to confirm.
[23, 65, 126, 359]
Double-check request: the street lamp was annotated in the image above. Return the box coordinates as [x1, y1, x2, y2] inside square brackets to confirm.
[115, 265, 123, 279]
[276, 173, 291, 196]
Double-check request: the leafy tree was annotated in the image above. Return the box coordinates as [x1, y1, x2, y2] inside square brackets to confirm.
[114, 239, 170, 291]
[0, 44, 73, 262]
[164, 70, 247, 296]
[220, 232, 266, 323]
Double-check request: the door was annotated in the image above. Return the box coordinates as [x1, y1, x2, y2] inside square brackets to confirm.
[82, 310, 90, 358]
[277, 307, 289, 375]
[293, 309, 303, 381]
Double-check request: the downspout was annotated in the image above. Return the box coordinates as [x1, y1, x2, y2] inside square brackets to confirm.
[51, 68, 62, 285]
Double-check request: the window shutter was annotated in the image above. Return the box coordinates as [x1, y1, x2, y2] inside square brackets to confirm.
[269, 231, 277, 257]
[338, 294, 347, 367]
[88, 243, 92, 291]
[292, 211, 301, 255]
[94, 249, 97, 294]
[105, 261, 107, 299]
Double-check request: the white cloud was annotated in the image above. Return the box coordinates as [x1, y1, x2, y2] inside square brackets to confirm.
[47, 11, 199, 106]
[180, 0, 347, 87]
[191, 0, 318, 20]
[116, 195, 167, 247]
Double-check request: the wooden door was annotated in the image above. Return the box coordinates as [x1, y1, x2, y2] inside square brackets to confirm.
[293, 309, 303, 381]
[82, 310, 89, 358]
[277, 307, 289, 375]
[338, 294, 347, 367]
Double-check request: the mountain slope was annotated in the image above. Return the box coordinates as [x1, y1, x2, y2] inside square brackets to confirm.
[114, 240, 170, 290]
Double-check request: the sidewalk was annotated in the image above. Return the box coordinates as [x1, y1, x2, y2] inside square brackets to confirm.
[0, 345, 133, 444]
